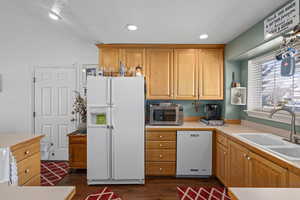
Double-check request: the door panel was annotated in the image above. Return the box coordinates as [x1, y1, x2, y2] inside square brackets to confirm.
[228, 141, 249, 187]
[216, 143, 228, 185]
[199, 49, 224, 100]
[248, 152, 287, 187]
[111, 77, 145, 180]
[146, 49, 173, 99]
[174, 49, 198, 100]
[35, 67, 76, 160]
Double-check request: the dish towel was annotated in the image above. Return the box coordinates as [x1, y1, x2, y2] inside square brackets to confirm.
[0, 148, 10, 183]
[9, 151, 18, 185]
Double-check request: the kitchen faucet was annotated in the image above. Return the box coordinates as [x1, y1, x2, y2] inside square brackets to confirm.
[269, 107, 298, 143]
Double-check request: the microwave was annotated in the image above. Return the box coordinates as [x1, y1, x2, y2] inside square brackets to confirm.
[149, 103, 184, 126]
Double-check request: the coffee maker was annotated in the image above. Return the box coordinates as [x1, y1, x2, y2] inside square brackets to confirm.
[201, 104, 224, 126]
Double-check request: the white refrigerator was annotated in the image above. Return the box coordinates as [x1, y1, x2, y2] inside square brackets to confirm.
[87, 77, 145, 185]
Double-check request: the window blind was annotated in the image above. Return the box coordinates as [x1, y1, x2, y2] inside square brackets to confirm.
[248, 47, 300, 113]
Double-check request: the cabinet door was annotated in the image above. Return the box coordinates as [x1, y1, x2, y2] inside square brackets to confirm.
[120, 48, 145, 74]
[216, 142, 228, 185]
[248, 152, 287, 187]
[99, 48, 120, 73]
[228, 140, 249, 187]
[289, 172, 300, 187]
[146, 49, 173, 99]
[174, 49, 198, 100]
[199, 49, 224, 100]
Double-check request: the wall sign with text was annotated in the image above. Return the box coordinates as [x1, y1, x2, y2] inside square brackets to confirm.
[264, 0, 300, 39]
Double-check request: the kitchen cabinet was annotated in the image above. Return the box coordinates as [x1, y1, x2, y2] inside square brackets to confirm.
[173, 49, 198, 100]
[216, 142, 228, 185]
[145, 131, 176, 176]
[119, 48, 146, 74]
[199, 49, 224, 100]
[10, 136, 43, 186]
[289, 172, 300, 187]
[248, 152, 288, 187]
[68, 133, 87, 169]
[99, 48, 120, 73]
[228, 140, 250, 187]
[97, 45, 224, 100]
[146, 49, 174, 99]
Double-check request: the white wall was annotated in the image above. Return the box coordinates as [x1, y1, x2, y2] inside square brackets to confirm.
[0, 1, 97, 135]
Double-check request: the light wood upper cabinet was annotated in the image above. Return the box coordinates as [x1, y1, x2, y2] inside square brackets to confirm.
[99, 48, 120, 72]
[119, 48, 146, 75]
[199, 49, 224, 100]
[228, 140, 250, 187]
[146, 49, 174, 99]
[248, 152, 288, 187]
[216, 142, 228, 185]
[174, 49, 198, 100]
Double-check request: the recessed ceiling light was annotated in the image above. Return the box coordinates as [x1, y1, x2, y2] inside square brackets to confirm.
[127, 24, 138, 31]
[199, 34, 208, 40]
[48, 11, 61, 21]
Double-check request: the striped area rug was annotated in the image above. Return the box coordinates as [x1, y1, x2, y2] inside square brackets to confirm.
[41, 161, 69, 186]
[177, 187, 231, 200]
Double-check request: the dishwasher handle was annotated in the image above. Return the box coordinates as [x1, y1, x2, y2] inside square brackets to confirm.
[190, 134, 200, 137]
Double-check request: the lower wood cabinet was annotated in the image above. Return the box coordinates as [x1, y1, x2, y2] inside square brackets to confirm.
[289, 172, 300, 187]
[146, 131, 176, 176]
[228, 140, 250, 187]
[248, 152, 287, 187]
[68, 133, 87, 169]
[216, 142, 228, 185]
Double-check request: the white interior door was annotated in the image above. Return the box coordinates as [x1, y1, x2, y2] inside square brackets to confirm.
[34, 67, 77, 160]
[111, 77, 145, 180]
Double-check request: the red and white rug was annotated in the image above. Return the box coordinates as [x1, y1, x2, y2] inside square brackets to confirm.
[41, 161, 69, 186]
[177, 187, 231, 200]
[85, 187, 122, 200]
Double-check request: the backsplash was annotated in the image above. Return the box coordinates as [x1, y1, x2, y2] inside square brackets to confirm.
[146, 100, 224, 117]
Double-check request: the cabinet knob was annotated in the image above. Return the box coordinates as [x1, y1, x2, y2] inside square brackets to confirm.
[159, 154, 163, 158]
[25, 150, 30, 155]
[159, 168, 163, 171]
[247, 156, 251, 160]
[25, 169, 30, 174]
[159, 144, 163, 147]
[159, 135, 163, 138]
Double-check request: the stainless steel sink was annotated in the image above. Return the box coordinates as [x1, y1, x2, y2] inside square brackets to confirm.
[268, 147, 300, 160]
[236, 133, 287, 146]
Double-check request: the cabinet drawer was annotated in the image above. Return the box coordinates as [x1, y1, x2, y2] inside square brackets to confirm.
[146, 141, 176, 149]
[216, 132, 227, 147]
[146, 150, 176, 161]
[146, 131, 176, 141]
[69, 136, 87, 144]
[18, 153, 40, 185]
[23, 174, 40, 186]
[12, 141, 40, 163]
[146, 162, 176, 176]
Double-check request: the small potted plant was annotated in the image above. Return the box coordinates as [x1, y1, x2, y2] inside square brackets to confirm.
[72, 91, 87, 133]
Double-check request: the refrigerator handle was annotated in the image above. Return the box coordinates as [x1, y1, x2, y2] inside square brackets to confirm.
[106, 78, 110, 105]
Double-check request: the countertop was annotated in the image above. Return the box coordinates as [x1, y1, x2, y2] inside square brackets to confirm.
[0, 134, 44, 149]
[229, 187, 300, 200]
[0, 183, 75, 200]
[146, 121, 300, 175]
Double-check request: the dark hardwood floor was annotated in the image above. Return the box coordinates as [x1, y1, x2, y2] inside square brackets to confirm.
[58, 170, 223, 200]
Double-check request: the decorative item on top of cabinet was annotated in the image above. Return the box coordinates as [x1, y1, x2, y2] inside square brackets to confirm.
[174, 49, 198, 100]
[199, 49, 224, 100]
[146, 49, 174, 99]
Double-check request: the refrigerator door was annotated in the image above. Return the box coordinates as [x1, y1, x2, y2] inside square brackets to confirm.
[111, 77, 145, 180]
[87, 77, 111, 181]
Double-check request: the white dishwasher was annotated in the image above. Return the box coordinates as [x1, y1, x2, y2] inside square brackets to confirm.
[176, 131, 212, 177]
